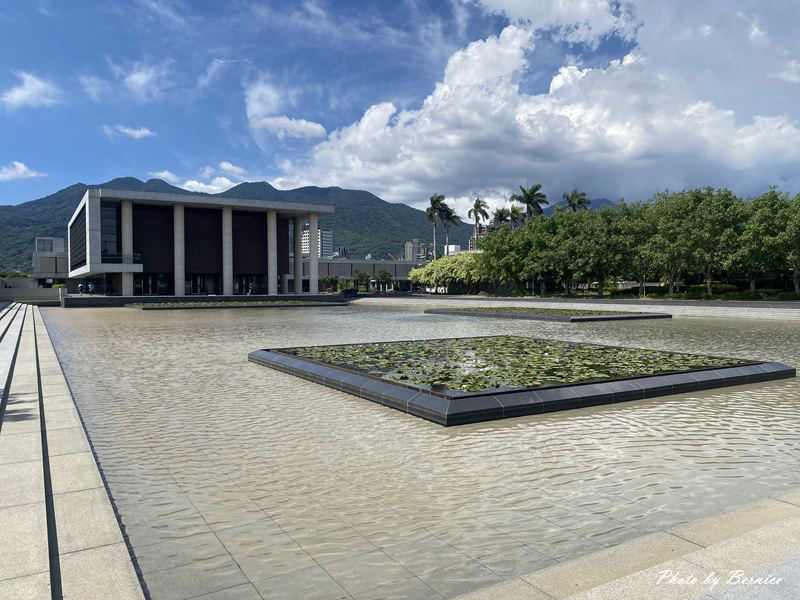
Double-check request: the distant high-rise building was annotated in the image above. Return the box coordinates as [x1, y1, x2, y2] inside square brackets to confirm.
[301, 224, 333, 258]
[333, 245, 349, 259]
[404, 239, 421, 261]
[469, 223, 489, 250]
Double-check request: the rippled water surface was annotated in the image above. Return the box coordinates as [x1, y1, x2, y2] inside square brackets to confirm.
[42, 301, 800, 600]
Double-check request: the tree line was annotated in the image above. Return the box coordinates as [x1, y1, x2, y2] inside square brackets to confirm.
[412, 186, 800, 298]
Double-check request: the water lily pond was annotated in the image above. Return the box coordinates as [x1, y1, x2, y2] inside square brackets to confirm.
[282, 335, 751, 393]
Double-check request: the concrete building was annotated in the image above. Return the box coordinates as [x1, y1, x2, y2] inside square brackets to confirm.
[32, 237, 68, 287]
[404, 239, 421, 262]
[303, 258, 427, 291]
[469, 223, 489, 250]
[67, 188, 333, 296]
[301, 225, 333, 258]
[444, 244, 461, 256]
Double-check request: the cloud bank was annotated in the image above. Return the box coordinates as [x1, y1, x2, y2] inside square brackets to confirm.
[274, 0, 800, 217]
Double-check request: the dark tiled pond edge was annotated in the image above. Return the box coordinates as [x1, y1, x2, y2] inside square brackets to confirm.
[424, 308, 672, 322]
[247, 348, 796, 426]
[131, 302, 350, 310]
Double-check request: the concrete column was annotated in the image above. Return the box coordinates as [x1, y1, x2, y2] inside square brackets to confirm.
[174, 203, 185, 296]
[121, 199, 133, 296]
[293, 216, 303, 293]
[308, 212, 319, 294]
[222, 207, 233, 296]
[267, 210, 278, 295]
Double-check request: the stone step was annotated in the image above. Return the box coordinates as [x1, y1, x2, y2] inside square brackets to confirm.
[455, 490, 800, 600]
[0, 306, 51, 597]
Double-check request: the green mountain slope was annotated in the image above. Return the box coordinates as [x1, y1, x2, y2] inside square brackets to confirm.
[0, 178, 470, 272]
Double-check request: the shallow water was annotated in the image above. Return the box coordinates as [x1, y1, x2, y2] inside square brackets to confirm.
[42, 302, 800, 600]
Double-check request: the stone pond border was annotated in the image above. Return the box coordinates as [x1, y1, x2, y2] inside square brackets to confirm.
[424, 308, 673, 322]
[247, 338, 796, 426]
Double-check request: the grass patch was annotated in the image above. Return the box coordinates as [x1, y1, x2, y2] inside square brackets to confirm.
[283, 335, 749, 393]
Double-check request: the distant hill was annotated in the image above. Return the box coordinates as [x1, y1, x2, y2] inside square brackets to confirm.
[0, 178, 471, 272]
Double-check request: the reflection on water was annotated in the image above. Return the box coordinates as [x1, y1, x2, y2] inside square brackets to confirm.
[42, 302, 800, 600]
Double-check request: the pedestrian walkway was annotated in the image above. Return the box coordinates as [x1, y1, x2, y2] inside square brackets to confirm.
[0, 303, 144, 600]
[455, 491, 800, 600]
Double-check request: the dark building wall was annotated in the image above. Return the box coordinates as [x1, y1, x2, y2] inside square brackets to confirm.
[185, 207, 222, 273]
[133, 204, 174, 273]
[277, 217, 290, 275]
[100, 201, 121, 259]
[69, 207, 86, 270]
[232, 211, 267, 274]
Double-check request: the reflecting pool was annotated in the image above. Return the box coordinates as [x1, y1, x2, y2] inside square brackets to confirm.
[43, 301, 800, 600]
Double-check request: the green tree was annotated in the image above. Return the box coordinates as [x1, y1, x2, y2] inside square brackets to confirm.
[733, 188, 788, 294]
[427, 193, 445, 259]
[563, 189, 590, 212]
[649, 191, 692, 295]
[617, 201, 657, 296]
[353, 269, 369, 292]
[492, 207, 511, 230]
[685, 187, 740, 297]
[439, 203, 460, 254]
[510, 183, 548, 219]
[509, 205, 525, 230]
[375, 269, 393, 291]
[467, 197, 489, 241]
[780, 193, 800, 293]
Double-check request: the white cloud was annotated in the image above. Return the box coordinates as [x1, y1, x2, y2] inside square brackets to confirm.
[181, 176, 236, 194]
[79, 75, 111, 102]
[470, 0, 636, 46]
[0, 161, 46, 181]
[137, 0, 186, 27]
[111, 61, 172, 102]
[198, 58, 227, 88]
[774, 59, 800, 84]
[243, 77, 326, 140]
[278, 5, 800, 214]
[1, 72, 60, 109]
[103, 124, 158, 139]
[148, 169, 181, 183]
[250, 115, 327, 139]
[244, 78, 282, 122]
[218, 161, 245, 176]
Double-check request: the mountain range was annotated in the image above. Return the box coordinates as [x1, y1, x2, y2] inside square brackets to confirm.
[0, 178, 474, 272]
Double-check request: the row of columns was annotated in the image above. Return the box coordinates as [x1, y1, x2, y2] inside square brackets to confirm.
[119, 202, 318, 296]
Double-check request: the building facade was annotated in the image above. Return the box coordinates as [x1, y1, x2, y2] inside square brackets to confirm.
[32, 237, 68, 287]
[301, 225, 333, 258]
[67, 188, 333, 296]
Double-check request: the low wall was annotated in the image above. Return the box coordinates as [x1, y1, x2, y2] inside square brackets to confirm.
[0, 287, 61, 304]
[61, 293, 345, 308]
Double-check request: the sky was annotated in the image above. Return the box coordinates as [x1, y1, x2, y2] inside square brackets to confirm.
[1, 0, 799, 217]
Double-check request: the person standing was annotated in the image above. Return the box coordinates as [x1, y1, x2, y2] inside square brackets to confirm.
[78, 282, 84, 295]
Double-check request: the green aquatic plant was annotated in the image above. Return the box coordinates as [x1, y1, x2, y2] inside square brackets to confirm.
[284, 336, 749, 393]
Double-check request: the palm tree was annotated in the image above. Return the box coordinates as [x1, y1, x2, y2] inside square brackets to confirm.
[493, 207, 511, 230]
[439, 204, 460, 255]
[509, 205, 524, 229]
[563, 189, 590, 212]
[510, 183, 548, 219]
[427, 193, 445, 258]
[467, 197, 489, 241]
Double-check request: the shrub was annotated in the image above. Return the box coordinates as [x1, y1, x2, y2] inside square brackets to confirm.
[52, 284, 66, 289]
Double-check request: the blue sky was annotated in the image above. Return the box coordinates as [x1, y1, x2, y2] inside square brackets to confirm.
[2, 1, 799, 216]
